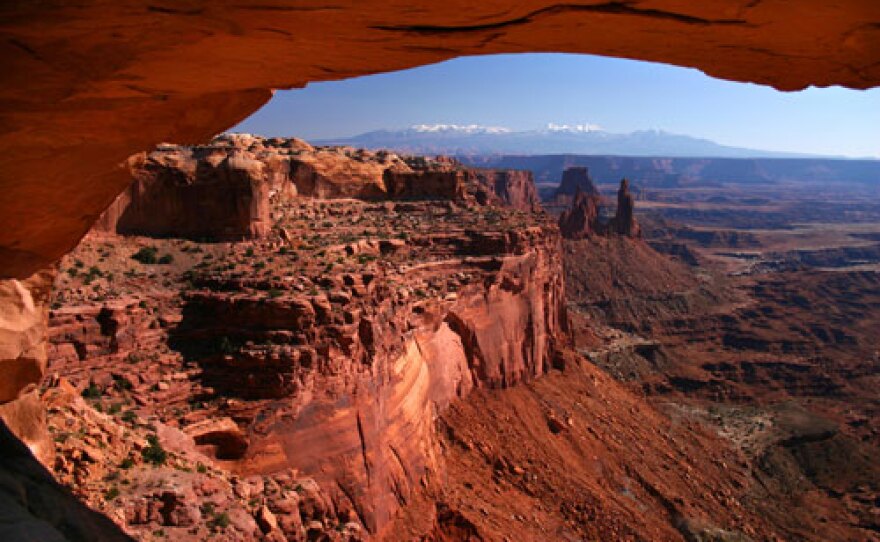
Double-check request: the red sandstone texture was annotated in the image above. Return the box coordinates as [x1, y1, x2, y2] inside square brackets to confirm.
[96, 135, 541, 241]
[39, 139, 566, 540]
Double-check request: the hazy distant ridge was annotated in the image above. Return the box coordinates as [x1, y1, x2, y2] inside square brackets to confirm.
[456, 154, 880, 192]
[316, 124, 840, 159]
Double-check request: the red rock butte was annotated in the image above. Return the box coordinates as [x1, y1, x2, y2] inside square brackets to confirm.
[1, 1, 880, 279]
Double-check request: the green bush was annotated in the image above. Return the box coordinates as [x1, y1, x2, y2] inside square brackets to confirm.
[142, 434, 167, 466]
[158, 254, 174, 265]
[104, 487, 120, 501]
[81, 382, 102, 399]
[131, 247, 158, 264]
[210, 512, 230, 530]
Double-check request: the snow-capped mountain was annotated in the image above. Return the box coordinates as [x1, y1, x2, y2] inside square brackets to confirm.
[315, 124, 821, 158]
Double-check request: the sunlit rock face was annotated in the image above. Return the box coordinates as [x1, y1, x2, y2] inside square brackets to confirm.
[35, 140, 568, 536]
[2, 1, 879, 278]
[0, 270, 55, 465]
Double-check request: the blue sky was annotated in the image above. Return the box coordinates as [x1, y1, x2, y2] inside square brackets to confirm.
[234, 53, 880, 158]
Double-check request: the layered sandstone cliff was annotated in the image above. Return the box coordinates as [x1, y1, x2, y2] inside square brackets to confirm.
[96, 135, 542, 242]
[41, 142, 566, 539]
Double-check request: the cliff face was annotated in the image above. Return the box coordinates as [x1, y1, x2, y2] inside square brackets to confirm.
[97, 136, 541, 242]
[41, 141, 567, 539]
[0, 269, 55, 466]
[473, 169, 541, 212]
[98, 147, 274, 240]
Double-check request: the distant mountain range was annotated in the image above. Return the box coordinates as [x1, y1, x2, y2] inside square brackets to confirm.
[315, 124, 844, 159]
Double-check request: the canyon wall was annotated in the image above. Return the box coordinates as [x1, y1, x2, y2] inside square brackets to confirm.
[96, 136, 541, 240]
[41, 142, 567, 536]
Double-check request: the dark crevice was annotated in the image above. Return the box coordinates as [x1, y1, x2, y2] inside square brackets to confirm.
[237, 4, 344, 12]
[257, 26, 294, 37]
[372, 2, 750, 35]
[356, 411, 371, 485]
[8, 38, 42, 61]
[147, 5, 204, 15]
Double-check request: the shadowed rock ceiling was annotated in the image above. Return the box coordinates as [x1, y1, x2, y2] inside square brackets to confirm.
[2, 0, 879, 278]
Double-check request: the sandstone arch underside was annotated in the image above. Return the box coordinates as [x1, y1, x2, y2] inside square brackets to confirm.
[2, 0, 879, 279]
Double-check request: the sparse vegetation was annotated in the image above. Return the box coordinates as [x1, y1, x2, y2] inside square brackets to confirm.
[132, 247, 159, 264]
[209, 511, 230, 530]
[81, 382, 102, 399]
[104, 487, 120, 501]
[142, 434, 167, 466]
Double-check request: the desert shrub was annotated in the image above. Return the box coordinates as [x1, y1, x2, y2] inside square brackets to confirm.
[209, 512, 230, 530]
[142, 434, 167, 466]
[113, 375, 133, 391]
[158, 254, 174, 264]
[81, 382, 102, 399]
[131, 247, 158, 264]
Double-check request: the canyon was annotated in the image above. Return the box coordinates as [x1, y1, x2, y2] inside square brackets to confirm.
[1, 4, 879, 540]
[7, 135, 878, 541]
[31, 136, 568, 540]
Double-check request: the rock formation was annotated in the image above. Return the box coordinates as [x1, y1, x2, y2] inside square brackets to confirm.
[96, 136, 541, 242]
[0, 269, 55, 465]
[39, 143, 567, 539]
[557, 187, 602, 239]
[608, 179, 641, 238]
[553, 166, 600, 204]
[473, 169, 541, 212]
[556, 170, 641, 239]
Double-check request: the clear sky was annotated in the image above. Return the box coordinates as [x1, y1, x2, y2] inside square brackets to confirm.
[233, 53, 880, 158]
